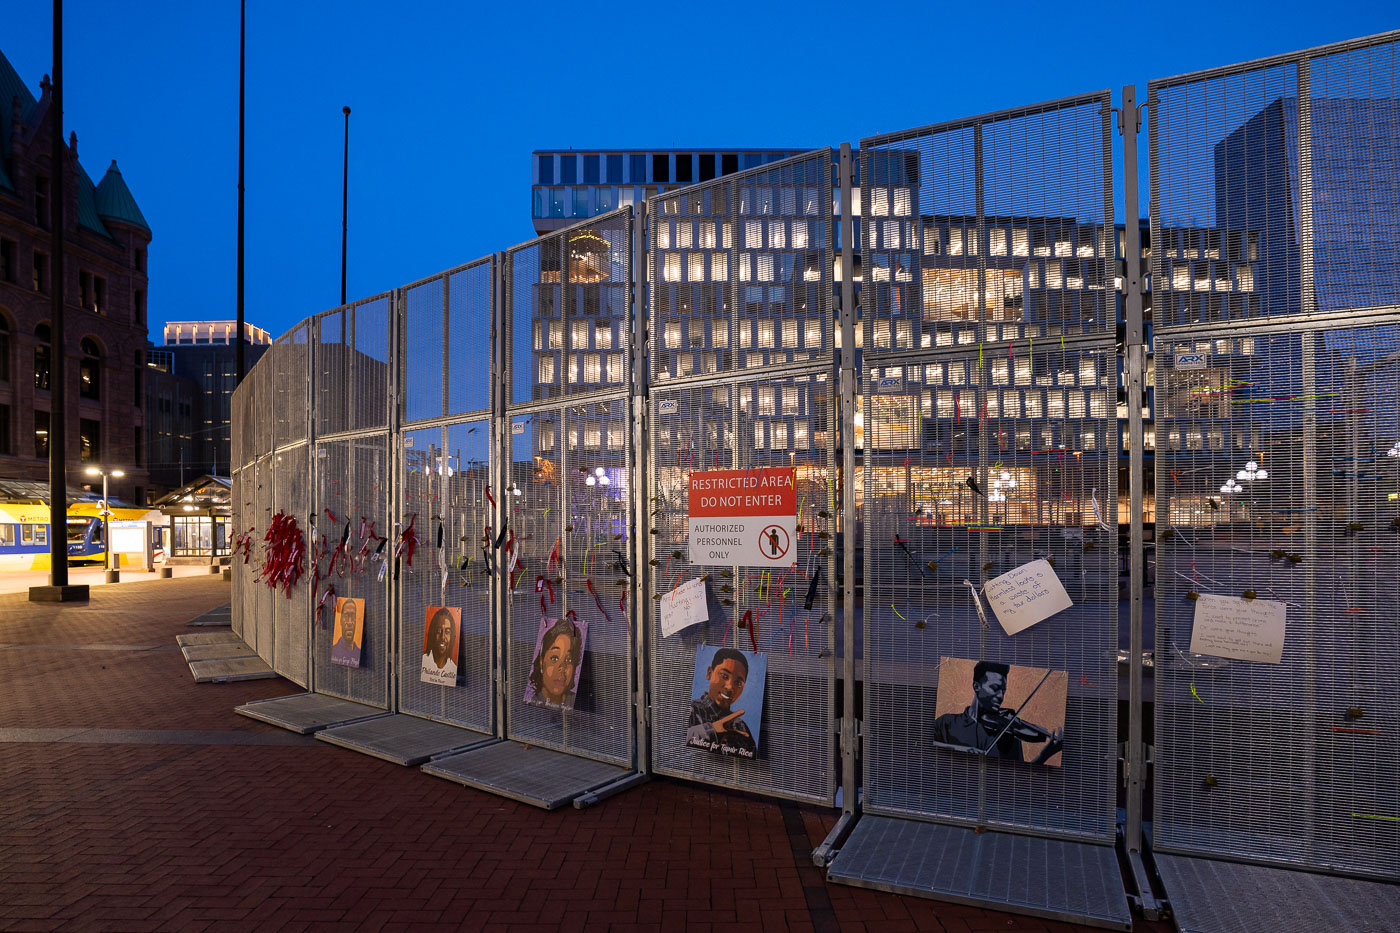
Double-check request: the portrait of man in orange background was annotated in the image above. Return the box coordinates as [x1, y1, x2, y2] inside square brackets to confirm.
[331, 597, 365, 668]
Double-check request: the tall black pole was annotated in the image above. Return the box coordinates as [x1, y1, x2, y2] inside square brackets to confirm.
[341, 105, 349, 305]
[235, 0, 245, 384]
[47, 0, 68, 588]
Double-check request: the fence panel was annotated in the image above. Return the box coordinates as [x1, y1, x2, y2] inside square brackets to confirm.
[273, 321, 311, 448]
[502, 210, 636, 765]
[397, 420, 494, 731]
[311, 434, 391, 708]
[861, 94, 1115, 358]
[1150, 31, 1400, 881]
[644, 151, 839, 804]
[857, 99, 1120, 841]
[647, 371, 838, 804]
[251, 453, 276, 662]
[271, 442, 311, 688]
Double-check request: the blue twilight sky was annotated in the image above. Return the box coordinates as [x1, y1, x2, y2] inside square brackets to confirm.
[3, 1, 1396, 344]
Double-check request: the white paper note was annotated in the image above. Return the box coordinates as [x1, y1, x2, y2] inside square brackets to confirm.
[660, 576, 709, 637]
[983, 559, 1074, 636]
[1189, 594, 1286, 663]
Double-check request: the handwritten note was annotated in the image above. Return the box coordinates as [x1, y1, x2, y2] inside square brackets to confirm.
[1189, 594, 1285, 663]
[983, 559, 1073, 636]
[660, 577, 709, 637]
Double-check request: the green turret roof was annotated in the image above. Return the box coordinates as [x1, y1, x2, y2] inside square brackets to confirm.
[95, 160, 150, 235]
[77, 164, 111, 237]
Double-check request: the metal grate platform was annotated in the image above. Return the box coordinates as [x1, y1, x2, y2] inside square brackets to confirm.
[186, 604, 232, 627]
[176, 631, 242, 647]
[826, 816, 1132, 930]
[1156, 853, 1400, 933]
[182, 642, 257, 662]
[190, 656, 277, 683]
[316, 714, 494, 766]
[234, 693, 388, 734]
[422, 740, 634, 810]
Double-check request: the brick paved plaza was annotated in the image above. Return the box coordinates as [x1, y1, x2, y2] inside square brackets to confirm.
[0, 578, 1172, 932]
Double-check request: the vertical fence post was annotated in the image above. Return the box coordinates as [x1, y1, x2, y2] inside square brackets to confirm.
[1119, 84, 1159, 919]
[493, 252, 509, 737]
[631, 205, 651, 775]
[389, 289, 404, 712]
[815, 142, 861, 866]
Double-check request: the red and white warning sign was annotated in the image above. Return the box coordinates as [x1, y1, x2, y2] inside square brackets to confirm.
[687, 467, 797, 568]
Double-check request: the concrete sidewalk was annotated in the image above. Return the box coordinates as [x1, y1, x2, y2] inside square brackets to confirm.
[0, 578, 1169, 932]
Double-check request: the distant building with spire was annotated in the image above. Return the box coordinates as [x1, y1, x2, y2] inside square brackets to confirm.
[0, 47, 152, 505]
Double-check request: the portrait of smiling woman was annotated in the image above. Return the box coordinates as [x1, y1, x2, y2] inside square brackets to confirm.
[524, 615, 588, 711]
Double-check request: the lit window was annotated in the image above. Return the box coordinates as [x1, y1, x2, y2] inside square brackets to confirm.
[745, 221, 763, 248]
[711, 321, 728, 348]
[585, 424, 601, 448]
[1054, 239, 1072, 257]
[759, 385, 776, 415]
[791, 221, 809, 249]
[664, 321, 682, 348]
[1012, 229, 1029, 257]
[782, 386, 798, 413]
[769, 222, 786, 250]
[772, 422, 788, 449]
[990, 228, 1007, 256]
[689, 253, 705, 282]
[758, 320, 775, 349]
[572, 320, 590, 348]
[883, 221, 901, 250]
[538, 356, 556, 383]
[893, 188, 911, 216]
[721, 223, 733, 248]
[947, 228, 963, 256]
[584, 355, 601, 382]
[663, 254, 681, 282]
[711, 253, 728, 281]
[1048, 391, 1065, 419]
[738, 321, 752, 348]
[548, 321, 563, 349]
[804, 319, 822, 348]
[757, 255, 775, 282]
[871, 188, 889, 216]
[781, 320, 797, 348]
[699, 222, 716, 248]
[656, 223, 671, 249]
[676, 222, 693, 249]
[608, 423, 624, 448]
[739, 255, 752, 282]
[754, 423, 765, 448]
[607, 354, 624, 383]
[794, 422, 809, 448]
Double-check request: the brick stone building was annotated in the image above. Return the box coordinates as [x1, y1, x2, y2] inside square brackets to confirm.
[0, 49, 151, 505]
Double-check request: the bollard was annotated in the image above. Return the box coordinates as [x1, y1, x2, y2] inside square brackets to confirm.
[104, 570, 120, 584]
[159, 567, 173, 578]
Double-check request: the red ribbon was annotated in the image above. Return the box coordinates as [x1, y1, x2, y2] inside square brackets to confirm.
[535, 575, 555, 616]
[586, 579, 613, 624]
[257, 511, 306, 599]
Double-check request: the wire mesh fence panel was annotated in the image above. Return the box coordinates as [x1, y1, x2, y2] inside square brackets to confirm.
[403, 275, 447, 425]
[1149, 31, 1400, 880]
[859, 95, 1115, 358]
[647, 372, 838, 804]
[397, 420, 494, 732]
[1153, 323, 1400, 878]
[503, 400, 634, 765]
[506, 210, 632, 407]
[312, 435, 391, 709]
[649, 151, 835, 387]
[447, 258, 494, 417]
[860, 340, 1120, 841]
[271, 442, 311, 688]
[230, 465, 249, 640]
[271, 321, 311, 449]
[249, 454, 276, 663]
[315, 293, 393, 437]
[1150, 33, 1400, 328]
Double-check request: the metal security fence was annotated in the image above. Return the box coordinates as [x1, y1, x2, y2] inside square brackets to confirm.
[856, 94, 1121, 841]
[1151, 31, 1400, 883]
[396, 255, 498, 733]
[271, 442, 311, 688]
[502, 210, 637, 766]
[646, 151, 839, 805]
[311, 433, 392, 707]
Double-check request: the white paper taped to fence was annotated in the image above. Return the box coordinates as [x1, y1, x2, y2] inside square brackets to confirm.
[983, 559, 1074, 636]
[1189, 594, 1286, 664]
[661, 576, 709, 638]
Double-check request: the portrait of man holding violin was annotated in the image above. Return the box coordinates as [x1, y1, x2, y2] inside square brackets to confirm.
[932, 659, 1066, 767]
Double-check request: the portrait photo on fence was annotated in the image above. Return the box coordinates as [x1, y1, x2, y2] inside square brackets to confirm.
[932, 657, 1066, 767]
[331, 597, 365, 668]
[523, 615, 587, 711]
[420, 606, 460, 686]
[685, 645, 766, 760]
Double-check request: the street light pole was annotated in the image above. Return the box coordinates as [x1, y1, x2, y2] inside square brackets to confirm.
[87, 465, 124, 583]
[341, 105, 350, 305]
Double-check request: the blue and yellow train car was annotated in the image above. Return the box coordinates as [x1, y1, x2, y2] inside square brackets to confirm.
[0, 501, 164, 571]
